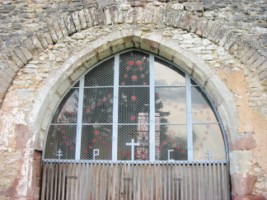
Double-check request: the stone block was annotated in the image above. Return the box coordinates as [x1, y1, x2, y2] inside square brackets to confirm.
[9, 51, 24, 68]
[83, 9, 93, 27]
[72, 11, 82, 32]
[196, 18, 208, 37]
[240, 49, 256, 64]
[24, 38, 39, 57]
[232, 132, 256, 150]
[19, 46, 33, 62]
[57, 17, 69, 37]
[230, 151, 253, 174]
[43, 32, 53, 45]
[78, 9, 88, 29]
[140, 33, 161, 54]
[47, 23, 59, 44]
[13, 48, 27, 65]
[15, 124, 30, 149]
[64, 14, 77, 35]
[232, 173, 257, 195]
[105, 8, 113, 25]
[32, 35, 44, 53]
[252, 56, 266, 71]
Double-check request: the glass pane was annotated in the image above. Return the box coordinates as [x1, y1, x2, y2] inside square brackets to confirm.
[156, 125, 187, 161]
[118, 125, 150, 161]
[193, 124, 226, 161]
[80, 125, 112, 160]
[155, 87, 186, 124]
[192, 86, 218, 123]
[83, 88, 113, 123]
[52, 89, 79, 123]
[45, 125, 76, 159]
[155, 58, 185, 86]
[119, 51, 149, 86]
[118, 87, 149, 123]
[84, 58, 114, 86]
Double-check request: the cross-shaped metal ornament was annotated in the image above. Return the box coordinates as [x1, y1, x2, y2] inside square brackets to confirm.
[126, 138, 140, 161]
[56, 148, 63, 159]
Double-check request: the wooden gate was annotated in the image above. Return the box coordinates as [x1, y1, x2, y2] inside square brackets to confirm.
[41, 162, 230, 200]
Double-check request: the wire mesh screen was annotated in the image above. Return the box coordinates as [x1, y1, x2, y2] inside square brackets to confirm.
[155, 58, 185, 86]
[84, 58, 114, 86]
[157, 125, 187, 161]
[80, 125, 112, 160]
[119, 51, 149, 86]
[83, 88, 113, 123]
[117, 124, 150, 161]
[191, 86, 218, 123]
[51, 89, 79, 123]
[118, 87, 150, 123]
[45, 125, 76, 159]
[155, 87, 186, 124]
[193, 124, 226, 160]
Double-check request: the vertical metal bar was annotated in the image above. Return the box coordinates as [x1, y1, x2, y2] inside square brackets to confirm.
[185, 74, 193, 161]
[75, 77, 84, 160]
[53, 163, 58, 200]
[149, 54, 156, 162]
[112, 54, 120, 162]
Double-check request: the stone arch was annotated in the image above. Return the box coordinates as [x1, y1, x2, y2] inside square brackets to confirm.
[1, 3, 266, 112]
[32, 29, 236, 162]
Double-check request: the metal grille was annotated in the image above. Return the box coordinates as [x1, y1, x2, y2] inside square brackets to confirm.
[117, 125, 150, 161]
[51, 89, 79, 123]
[80, 125, 112, 160]
[155, 58, 185, 87]
[83, 88, 113, 123]
[119, 51, 149, 86]
[191, 86, 218, 123]
[157, 125, 187, 161]
[45, 125, 76, 159]
[118, 87, 150, 123]
[44, 50, 227, 163]
[84, 58, 114, 86]
[193, 124, 226, 161]
[155, 87, 186, 124]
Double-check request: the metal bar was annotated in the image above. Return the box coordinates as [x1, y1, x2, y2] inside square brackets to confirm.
[75, 76, 84, 160]
[186, 74, 193, 161]
[149, 54, 156, 162]
[41, 163, 47, 200]
[112, 54, 120, 162]
[53, 163, 58, 200]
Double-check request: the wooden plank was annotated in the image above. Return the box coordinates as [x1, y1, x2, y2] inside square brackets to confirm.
[41, 163, 47, 200]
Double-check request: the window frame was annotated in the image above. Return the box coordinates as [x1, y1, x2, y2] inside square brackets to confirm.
[43, 49, 228, 164]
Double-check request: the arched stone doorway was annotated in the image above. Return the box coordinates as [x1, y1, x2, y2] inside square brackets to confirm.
[41, 49, 230, 199]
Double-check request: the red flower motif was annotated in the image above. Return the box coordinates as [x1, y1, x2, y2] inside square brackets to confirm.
[94, 129, 100, 135]
[92, 138, 97, 143]
[97, 136, 102, 140]
[131, 75, 138, 81]
[140, 74, 145, 79]
[83, 149, 88, 154]
[102, 141, 107, 145]
[131, 95, 137, 102]
[123, 74, 128, 79]
[127, 60, 134, 66]
[136, 60, 142, 66]
[181, 149, 186, 154]
[88, 145, 93, 149]
[139, 66, 144, 71]
[130, 115, 136, 122]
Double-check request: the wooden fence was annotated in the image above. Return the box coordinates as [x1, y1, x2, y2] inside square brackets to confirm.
[41, 162, 230, 200]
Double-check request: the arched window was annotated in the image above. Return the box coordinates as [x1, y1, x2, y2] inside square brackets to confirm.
[44, 50, 227, 163]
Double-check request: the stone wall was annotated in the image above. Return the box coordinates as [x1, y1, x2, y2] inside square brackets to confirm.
[0, 0, 266, 199]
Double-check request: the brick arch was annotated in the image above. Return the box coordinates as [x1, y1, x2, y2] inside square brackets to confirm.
[1, 4, 266, 109]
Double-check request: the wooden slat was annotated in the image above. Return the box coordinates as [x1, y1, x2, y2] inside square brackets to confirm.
[41, 161, 230, 200]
